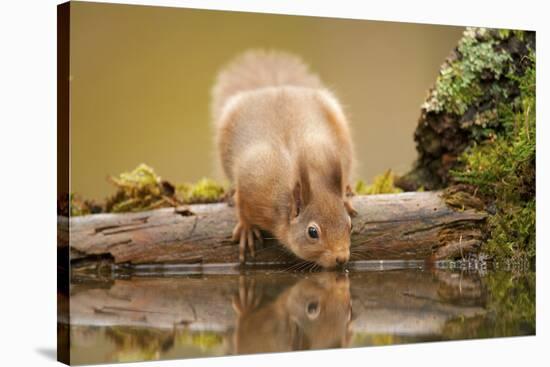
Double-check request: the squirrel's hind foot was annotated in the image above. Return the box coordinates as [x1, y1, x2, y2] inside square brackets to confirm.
[232, 221, 263, 264]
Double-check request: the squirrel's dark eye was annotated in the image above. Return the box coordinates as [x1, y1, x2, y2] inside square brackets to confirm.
[307, 301, 319, 315]
[308, 226, 319, 239]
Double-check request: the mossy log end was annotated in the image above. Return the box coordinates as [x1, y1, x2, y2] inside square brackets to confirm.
[59, 191, 487, 268]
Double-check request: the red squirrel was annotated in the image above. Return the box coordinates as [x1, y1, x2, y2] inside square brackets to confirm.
[212, 50, 356, 268]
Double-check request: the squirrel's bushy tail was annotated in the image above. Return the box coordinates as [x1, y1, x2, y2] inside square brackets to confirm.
[211, 50, 323, 122]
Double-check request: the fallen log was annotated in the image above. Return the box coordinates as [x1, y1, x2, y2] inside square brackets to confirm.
[60, 191, 487, 268]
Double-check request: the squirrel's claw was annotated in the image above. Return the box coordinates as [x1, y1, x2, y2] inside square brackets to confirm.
[233, 222, 262, 264]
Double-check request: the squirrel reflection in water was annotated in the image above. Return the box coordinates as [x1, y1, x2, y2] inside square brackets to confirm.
[230, 272, 353, 354]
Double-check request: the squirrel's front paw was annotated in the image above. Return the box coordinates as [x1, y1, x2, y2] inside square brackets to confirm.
[232, 221, 263, 264]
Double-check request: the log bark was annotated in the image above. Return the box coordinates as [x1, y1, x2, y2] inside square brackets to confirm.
[60, 191, 487, 268]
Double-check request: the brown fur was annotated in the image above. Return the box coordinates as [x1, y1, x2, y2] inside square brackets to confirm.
[212, 50, 356, 268]
[231, 273, 353, 353]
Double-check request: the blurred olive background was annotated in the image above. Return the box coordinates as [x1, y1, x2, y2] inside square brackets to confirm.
[70, 2, 464, 200]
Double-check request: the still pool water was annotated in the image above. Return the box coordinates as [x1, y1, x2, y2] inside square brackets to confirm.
[65, 261, 535, 365]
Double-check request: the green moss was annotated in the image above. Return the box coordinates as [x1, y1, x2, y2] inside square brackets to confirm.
[105, 165, 227, 212]
[110, 163, 161, 188]
[69, 193, 102, 217]
[402, 28, 534, 192]
[442, 186, 485, 211]
[69, 193, 89, 216]
[355, 170, 403, 195]
[176, 178, 226, 204]
[403, 25, 536, 260]
[105, 164, 182, 213]
[450, 52, 535, 260]
[423, 28, 514, 115]
[69, 164, 227, 215]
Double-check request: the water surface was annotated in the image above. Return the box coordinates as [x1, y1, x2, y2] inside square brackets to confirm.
[67, 262, 535, 364]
